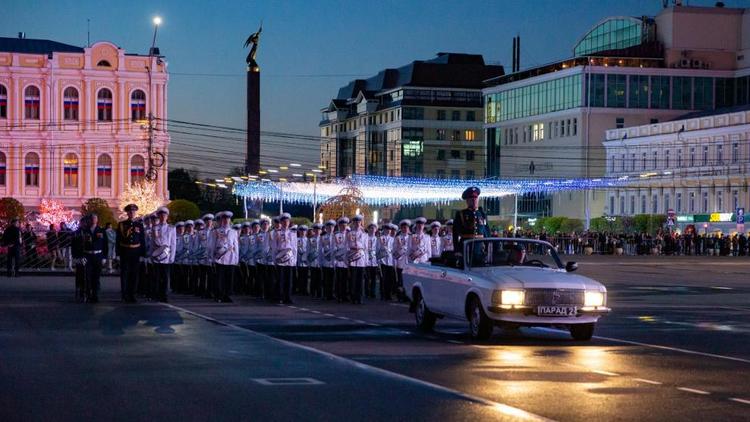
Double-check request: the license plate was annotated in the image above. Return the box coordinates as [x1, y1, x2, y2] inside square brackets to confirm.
[537, 306, 577, 317]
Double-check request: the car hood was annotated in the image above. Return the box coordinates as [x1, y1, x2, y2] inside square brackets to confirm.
[470, 266, 605, 291]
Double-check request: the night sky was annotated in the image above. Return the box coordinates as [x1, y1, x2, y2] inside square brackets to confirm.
[2, 0, 734, 177]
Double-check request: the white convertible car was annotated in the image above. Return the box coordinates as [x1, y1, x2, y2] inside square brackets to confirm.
[403, 238, 610, 341]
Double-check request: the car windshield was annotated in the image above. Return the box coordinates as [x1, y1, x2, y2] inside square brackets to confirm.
[464, 238, 563, 269]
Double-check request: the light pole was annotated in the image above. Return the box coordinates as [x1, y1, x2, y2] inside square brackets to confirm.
[146, 16, 162, 182]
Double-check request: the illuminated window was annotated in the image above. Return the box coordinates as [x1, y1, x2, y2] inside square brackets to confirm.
[97, 88, 113, 121]
[531, 124, 544, 141]
[24, 85, 40, 120]
[25, 152, 40, 187]
[0, 85, 7, 118]
[63, 87, 79, 121]
[131, 154, 145, 185]
[131, 90, 146, 121]
[464, 130, 476, 141]
[97, 154, 112, 188]
[63, 153, 79, 188]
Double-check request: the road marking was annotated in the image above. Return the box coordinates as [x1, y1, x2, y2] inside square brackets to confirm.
[710, 286, 733, 290]
[366, 322, 381, 327]
[447, 340, 464, 344]
[389, 303, 409, 308]
[310, 310, 321, 314]
[632, 378, 663, 385]
[353, 320, 367, 324]
[592, 370, 620, 377]
[594, 335, 750, 364]
[252, 377, 325, 386]
[730, 398, 750, 405]
[323, 313, 335, 317]
[677, 387, 710, 395]
[299, 308, 309, 311]
[336, 316, 350, 320]
[163, 303, 554, 422]
[288, 305, 299, 309]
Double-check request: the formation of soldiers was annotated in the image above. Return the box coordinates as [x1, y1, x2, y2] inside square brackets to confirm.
[73, 186, 489, 305]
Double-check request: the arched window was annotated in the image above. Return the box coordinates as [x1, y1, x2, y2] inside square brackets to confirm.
[97, 88, 113, 121]
[97, 60, 112, 67]
[63, 87, 79, 121]
[97, 154, 112, 188]
[25, 152, 40, 187]
[25, 86, 40, 120]
[63, 153, 79, 188]
[130, 90, 146, 121]
[0, 85, 7, 119]
[0, 151, 6, 186]
[130, 155, 145, 185]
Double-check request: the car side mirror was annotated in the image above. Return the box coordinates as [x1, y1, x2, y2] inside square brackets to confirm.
[565, 261, 578, 272]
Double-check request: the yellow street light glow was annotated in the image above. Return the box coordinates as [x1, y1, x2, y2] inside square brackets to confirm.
[258, 170, 267, 175]
[305, 173, 314, 177]
[279, 166, 289, 170]
[318, 165, 326, 169]
[153, 16, 162, 26]
[279, 178, 288, 182]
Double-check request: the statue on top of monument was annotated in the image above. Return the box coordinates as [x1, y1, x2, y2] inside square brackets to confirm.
[244, 23, 262, 69]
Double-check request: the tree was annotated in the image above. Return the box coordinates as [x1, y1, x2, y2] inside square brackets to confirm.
[167, 199, 200, 223]
[37, 199, 76, 228]
[81, 198, 116, 227]
[168, 168, 202, 202]
[559, 218, 584, 233]
[0, 197, 24, 226]
[118, 181, 163, 218]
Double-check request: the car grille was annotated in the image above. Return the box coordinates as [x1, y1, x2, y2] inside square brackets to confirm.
[524, 289, 584, 306]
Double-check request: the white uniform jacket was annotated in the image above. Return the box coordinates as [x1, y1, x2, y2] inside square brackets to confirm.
[320, 233, 335, 269]
[272, 228, 297, 266]
[307, 235, 321, 268]
[366, 234, 378, 267]
[441, 233, 454, 252]
[377, 234, 394, 267]
[254, 231, 268, 265]
[393, 232, 410, 269]
[297, 236, 308, 267]
[333, 231, 348, 269]
[150, 223, 177, 264]
[430, 234, 442, 258]
[239, 233, 254, 265]
[408, 232, 432, 264]
[346, 228, 368, 268]
[208, 226, 239, 265]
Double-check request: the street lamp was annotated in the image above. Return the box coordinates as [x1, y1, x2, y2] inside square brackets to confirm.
[146, 15, 163, 182]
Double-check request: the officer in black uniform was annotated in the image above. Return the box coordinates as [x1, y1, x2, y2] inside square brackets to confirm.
[453, 186, 490, 254]
[116, 204, 146, 303]
[72, 213, 108, 303]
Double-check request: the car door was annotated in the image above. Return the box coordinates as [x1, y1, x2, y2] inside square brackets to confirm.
[438, 266, 473, 319]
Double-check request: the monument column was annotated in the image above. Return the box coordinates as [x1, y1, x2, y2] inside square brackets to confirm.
[244, 25, 262, 176]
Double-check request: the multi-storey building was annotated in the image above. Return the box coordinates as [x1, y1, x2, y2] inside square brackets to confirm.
[603, 106, 749, 233]
[0, 35, 169, 210]
[320, 53, 503, 184]
[483, 4, 750, 223]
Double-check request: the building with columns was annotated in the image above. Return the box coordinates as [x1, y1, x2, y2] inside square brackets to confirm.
[0, 35, 169, 210]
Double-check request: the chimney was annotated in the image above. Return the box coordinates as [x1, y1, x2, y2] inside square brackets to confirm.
[18, 32, 26, 39]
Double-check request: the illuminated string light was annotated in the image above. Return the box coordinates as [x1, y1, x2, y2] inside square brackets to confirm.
[232, 175, 626, 207]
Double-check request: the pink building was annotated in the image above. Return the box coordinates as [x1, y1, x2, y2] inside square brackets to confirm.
[0, 35, 169, 210]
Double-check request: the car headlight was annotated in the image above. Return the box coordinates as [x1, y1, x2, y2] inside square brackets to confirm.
[584, 291, 605, 307]
[493, 290, 525, 306]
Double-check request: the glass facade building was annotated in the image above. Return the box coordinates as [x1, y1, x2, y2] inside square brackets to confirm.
[573, 17, 652, 57]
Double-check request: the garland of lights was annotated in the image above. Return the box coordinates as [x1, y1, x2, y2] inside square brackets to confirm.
[232, 175, 626, 207]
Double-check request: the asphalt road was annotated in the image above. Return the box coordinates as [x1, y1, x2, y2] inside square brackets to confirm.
[1, 256, 749, 421]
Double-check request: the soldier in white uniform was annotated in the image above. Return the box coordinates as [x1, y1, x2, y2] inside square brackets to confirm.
[320, 220, 336, 300]
[196, 214, 214, 298]
[295, 225, 309, 295]
[347, 215, 368, 304]
[365, 223, 379, 299]
[208, 211, 239, 303]
[378, 223, 397, 300]
[151, 207, 176, 303]
[247, 220, 260, 296]
[442, 219, 454, 254]
[267, 216, 281, 301]
[409, 217, 432, 264]
[333, 217, 350, 302]
[307, 223, 322, 298]
[393, 219, 411, 301]
[181, 220, 195, 293]
[238, 222, 253, 295]
[272, 213, 296, 304]
[255, 218, 271, 300]
[173, 221, 187, 293]
[429, 221, 443, 259]
[189, 219, 205, 295]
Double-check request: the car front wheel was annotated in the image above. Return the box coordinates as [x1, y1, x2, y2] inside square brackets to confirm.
[570, 323, 595, 341]
[414, 290, 437, 331]
[468, 295, 493, 341]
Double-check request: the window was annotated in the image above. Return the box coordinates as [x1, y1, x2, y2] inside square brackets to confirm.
[640, 195, 647, 214]
[25, 152, 40, 187]
[466, 111, 476, 121]
[733, 190, 739, 211]
[664, 150, 670, 168]
[437, 150, 445, 160]
[437, 110, 446, 120]
[702, 191, 708, 212]
[451, 130, 460, 142]
[630, 196, 635, 215]
[732, 143, 739, 163]
[451, 169, 460, 179]
[96, 60, 112, 67]
[402, 107, 424, 120]
[451, 110, 461, 121]
[466, 150, 475, 161]
[676, 193, 682, 213]
[650, 118, 659, 124]
[616, 117, 625, 129]
[435, 129, 445, 141]
[620, 197, 625, 215]
[629, 75, 649, 108]
[652, 195, 658, 214]
[693, 77, 713, 110]
[689, 192, 695, 213]
[63, 87, 79, 121]
[574, 17, 645, 56]
[466, 170, 475, 180]
[702, 146, 708, 166]
[464, 130, 476, 141]
[610, 156, 615, 173]
[672, 77, 692, 110]
[24, 85, 40, 120]
[650, 76, 670, 109]
[717, 144, 723, 165]
[450, 150, 461, 159]
[63, 153, 79, 188]
[131, 89, 146, 121]
[97, 154, 112, 188]
[652, 151, 658, 169]
[631, 153, 636, 171]
[664, 194, 670, 212]
[690, 147, 696, 167]
[131, 154, 145, 185]
[620, 154, 625, 172]
[436, 169, 445, 179]
[642, 152, 647, 170]
[97, 88, 113, 121]
[572, 118, 577, 136]
[0, 152, 5, 186]
[716, 191, 723, 212]
[677, 149, 682, 167]
[531, 123, 544, 141]
[0, 85, 7, 118]
[607, 74, 626, 108]
[590, 74, 605, 107]
[609, 197, 615, 215]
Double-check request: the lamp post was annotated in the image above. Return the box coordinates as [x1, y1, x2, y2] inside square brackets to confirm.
[146, 16, 162, 182]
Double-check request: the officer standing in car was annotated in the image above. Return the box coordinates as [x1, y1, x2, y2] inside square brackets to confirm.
[453, 186, 490, 253]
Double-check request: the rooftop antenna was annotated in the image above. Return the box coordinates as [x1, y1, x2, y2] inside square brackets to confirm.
[87, 18, 90, 47]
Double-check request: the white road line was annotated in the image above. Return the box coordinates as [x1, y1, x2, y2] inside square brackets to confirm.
[353, 320, 367, 324]
[632, 378, 663, 385]
[323, 313, 335, 317]
[366, 323, 381, 327]
[163, 303, 554, 422]
[336, 316, 350, 320]
[677, 387, 711, 395]
[299, 308, 309, 311]
[447, 340, 464, 344]
[288, 306, 299, 309]
[594, 335, 750, 364]
[592, 370, 620, 377]
[729, 398, 750, 405]
[310, 310, 321, 314]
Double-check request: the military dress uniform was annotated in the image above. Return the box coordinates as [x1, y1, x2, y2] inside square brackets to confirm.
[273, 214, 297, 304]
[196, 215, 214, 298]
[307, 224, 322, 298]
[429, 221, 443, 259]
[254, 222, 270, 299]
[365, 224, 379, 298]
[409, 218, 432, 265]
[320, 221, 336, 300]
[247, 221, 260, 295]
[453, 197, 490, 253]
[333, 218, 350, 302]
[150, 208, 177, 303]
[377, 224, 396, 300]
[208, 212, 239, 303]
[393, 220, 411, 299]
[295, 226, 309, 295]
[442, 220, 454, 254]
[238, 222, 254, 295]
[116, 208, 146, 303]
[347, 219, 368, 304]
[173, 222, 187, 293]
[72, 218, 108, 303]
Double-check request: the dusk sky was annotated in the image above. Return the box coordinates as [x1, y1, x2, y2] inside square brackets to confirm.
[3, 0, 730, 177]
